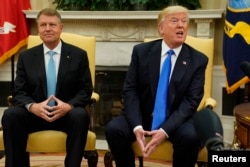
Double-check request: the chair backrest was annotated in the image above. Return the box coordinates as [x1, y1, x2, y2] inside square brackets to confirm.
[144, 36, 214, 111]
[27, 32, 96, 86]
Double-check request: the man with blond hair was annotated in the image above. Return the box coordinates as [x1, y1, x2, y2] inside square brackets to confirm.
[105, 5, 208, 167]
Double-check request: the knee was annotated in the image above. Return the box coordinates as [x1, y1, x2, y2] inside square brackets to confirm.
[172, 131, 199, 147]
[186, 134, 199, 145]
[105, 120, 119, 138]
[69, 107, 89, 124]
[182, 133, 200, 148]
[1, 107, 25, 127]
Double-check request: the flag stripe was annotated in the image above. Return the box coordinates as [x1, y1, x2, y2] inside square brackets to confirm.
[223, 1, 250, 93]
[0, 0, 31, 64]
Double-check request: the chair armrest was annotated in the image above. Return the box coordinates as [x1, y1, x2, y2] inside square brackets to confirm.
[7, 95, 13, 107]
[7, 93, 100, 107]
[90, 92, 100, 103]
[88, 92, 100, 131]
[204, 97, 217, 109]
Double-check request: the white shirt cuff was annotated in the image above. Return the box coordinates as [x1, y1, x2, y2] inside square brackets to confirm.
[133, 125, 143, 133]
[25, 103, 33, 111]
[160, 128, 169, 138]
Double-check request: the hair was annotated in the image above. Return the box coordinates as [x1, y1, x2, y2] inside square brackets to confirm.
[157, 5, 189, 26]
[36, 8, 62, 23]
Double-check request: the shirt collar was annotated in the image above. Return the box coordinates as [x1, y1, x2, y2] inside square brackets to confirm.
[43, 40, 62, 55]
[161, 40, 182, 57]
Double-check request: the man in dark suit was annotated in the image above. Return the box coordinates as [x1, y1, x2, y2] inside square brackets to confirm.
[1, 8, 93, 167]
[105, 5, 208, 167]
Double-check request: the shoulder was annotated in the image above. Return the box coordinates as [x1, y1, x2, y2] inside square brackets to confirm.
[134, 39, 162, 49]
[62, 41, 85, 52]
[18, 44, 43, 59]
[61, 41, 87, 59]
[132, 39, 162, 55]
[182, 43, 208, 62]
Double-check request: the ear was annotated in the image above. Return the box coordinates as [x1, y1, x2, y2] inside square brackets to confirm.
[158, 24, 164, 36]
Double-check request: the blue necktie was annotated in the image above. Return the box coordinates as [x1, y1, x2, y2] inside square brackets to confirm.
[46, 51, 56, 106]
[151, 50, 174, 130]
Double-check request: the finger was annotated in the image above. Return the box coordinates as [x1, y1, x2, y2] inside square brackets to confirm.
[144, 142, 156, 157]
[144, 140, 154, 153]
[144, 146, 154, 157]
[47, 96, 54, 102]
[138, 139, 145, 152]
[48, 114, 59, 122]
[47, 112, 54, 117]
[42, 114, 51, 122]
[142, 135, 146, 146]
[52, 96, 60, 103]
[46, 117, 53, 122]
[144, 131, 153, 136]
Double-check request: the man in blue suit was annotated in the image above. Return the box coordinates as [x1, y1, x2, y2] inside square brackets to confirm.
[1, 8, 93, 167]
[105, 5, 208, 167]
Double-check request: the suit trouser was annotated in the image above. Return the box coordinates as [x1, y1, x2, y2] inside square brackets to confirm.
[1, 106, 89, 167]
[105, 115, 200, 167]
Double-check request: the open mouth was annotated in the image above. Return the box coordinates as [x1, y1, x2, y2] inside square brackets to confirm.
[176, 31, 184, 37]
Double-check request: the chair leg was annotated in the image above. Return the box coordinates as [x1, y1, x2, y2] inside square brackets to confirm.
[196, 161, 208, 167]
[0, 151, 4, 159]
[104, 151, 113, 167]
[138, 156, 143, 167]
[25, 152, 30, 167]
[83, 150, 98, 167]
[103, 151, 144, 167]
[0, 151, 29, 162]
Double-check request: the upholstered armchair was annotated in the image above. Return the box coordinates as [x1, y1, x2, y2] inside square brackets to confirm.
[0, 32, 100, 167]
[104, 36, 216, 167]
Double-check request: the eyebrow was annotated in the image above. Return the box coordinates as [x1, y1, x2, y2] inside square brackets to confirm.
[170, 17, 188, 20]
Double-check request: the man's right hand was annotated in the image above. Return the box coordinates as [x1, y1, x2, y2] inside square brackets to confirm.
[134, 128, 146, 156]
[29, 96, 54, 122]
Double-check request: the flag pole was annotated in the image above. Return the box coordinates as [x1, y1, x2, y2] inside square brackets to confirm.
[11, 55, 14, 91]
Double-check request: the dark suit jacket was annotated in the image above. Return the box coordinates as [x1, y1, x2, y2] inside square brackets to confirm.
[122, 39, 208, 136]
[13, 40, 93, 108]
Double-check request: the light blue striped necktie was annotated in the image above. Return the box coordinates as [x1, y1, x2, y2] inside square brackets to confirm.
[46, 51, 56, 106]
[151, 49, 174, 130]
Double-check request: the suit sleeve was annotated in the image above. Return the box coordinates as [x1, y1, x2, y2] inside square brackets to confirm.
[123, 45, 143, 128]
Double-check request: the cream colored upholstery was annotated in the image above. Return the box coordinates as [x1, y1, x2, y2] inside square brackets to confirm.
[184, 36, 216, 111]
[104, 36, 216, 167]
[0, 130, 96, 152]
[0, 32, 99, 167]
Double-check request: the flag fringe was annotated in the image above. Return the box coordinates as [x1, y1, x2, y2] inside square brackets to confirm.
[0, 38, 28, 64]
[223, 65, 250, 94]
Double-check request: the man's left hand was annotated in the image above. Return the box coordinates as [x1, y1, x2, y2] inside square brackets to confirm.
[143, 129, 167, 157]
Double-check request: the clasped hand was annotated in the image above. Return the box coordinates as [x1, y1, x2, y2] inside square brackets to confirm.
[29, 95, 73, 122]
[134, 128, 167, 157]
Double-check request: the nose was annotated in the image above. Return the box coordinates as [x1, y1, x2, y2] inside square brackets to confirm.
[45, 24, 51, 30]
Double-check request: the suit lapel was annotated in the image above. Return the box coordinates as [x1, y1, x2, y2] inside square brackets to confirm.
[170, 45, 190, 84]
[169, 44, 190, 105]
[32, 45, 47, 97]
[148, 40, 162, 99]
[56, 42, 71, 93]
